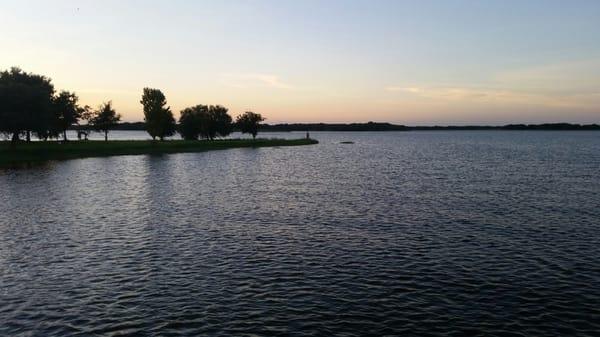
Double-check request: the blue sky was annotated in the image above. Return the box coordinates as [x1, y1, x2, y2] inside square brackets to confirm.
[1, 0, 599, 124]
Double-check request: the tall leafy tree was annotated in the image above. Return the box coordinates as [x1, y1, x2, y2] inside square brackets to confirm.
[75, 105, 93, 140]
[90, 101, 121, 141]
[140, 88, 176, 140]
[53, 90, 84, 141]
[207, 105, 233, 140]
[178, 105, 208, 140]
[0, 67, 55, 144]
[236, 111, 265, 139]
[178, 104, 233, 140]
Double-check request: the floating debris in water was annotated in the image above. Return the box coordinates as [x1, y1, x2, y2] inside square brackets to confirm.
[340, 141, 354, 144]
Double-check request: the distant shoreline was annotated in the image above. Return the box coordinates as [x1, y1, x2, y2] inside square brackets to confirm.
[80, 122, 600, 132]
[261, 122, 600, 132]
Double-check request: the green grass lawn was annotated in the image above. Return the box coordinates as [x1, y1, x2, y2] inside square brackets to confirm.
[0, 138, 318, 167]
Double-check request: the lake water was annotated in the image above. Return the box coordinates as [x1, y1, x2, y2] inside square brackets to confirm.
[1, 131, 600, 336]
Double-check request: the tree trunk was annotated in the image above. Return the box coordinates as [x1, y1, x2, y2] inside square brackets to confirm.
[104, 130, 108, 141]
[10, 132, 19, 148]
[63, 130, 68, 142]
[252, 133, 256, 140]
[26, 131, 31, 142]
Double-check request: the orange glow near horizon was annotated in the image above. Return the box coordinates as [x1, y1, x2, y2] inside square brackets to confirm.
[1, 1, 599, 125]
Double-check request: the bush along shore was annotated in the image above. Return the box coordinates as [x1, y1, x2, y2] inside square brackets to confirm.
[0, 138, 318, 167]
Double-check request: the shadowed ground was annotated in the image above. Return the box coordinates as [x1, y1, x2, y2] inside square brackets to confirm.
[0, 138, 318, 167]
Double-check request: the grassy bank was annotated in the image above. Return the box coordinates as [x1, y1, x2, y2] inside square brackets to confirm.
[0, 138, 318, 167]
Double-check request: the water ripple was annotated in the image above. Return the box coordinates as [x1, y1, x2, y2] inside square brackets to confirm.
[1, 131, 600, 336]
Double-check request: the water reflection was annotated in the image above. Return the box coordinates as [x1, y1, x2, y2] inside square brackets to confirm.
[1, 131, 600, 336]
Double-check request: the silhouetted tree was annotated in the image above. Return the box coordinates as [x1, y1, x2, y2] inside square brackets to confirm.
[178, 105, 208, 140]
[207, 105, 233, 140]
[81, 105, 94, 123]
[90, 101, 121, 141]
[236, 111, 265, 139]
[74, 105, 93, 140]
[0, 67, 55, 144]
[140, 88, 176, 140]
[33, 124, 59, 141]
[178, 104, 233, 140]
[53, 91, 85, 141]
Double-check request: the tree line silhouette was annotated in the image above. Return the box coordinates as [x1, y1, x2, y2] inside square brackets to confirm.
[0, 67, 265, 145]
[259, 122, 600, 131]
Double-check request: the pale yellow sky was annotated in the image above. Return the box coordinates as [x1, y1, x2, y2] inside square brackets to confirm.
[1, 1, 599, 124]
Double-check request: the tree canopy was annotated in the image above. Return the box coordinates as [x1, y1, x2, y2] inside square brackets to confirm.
[178, 105, 233, 140]
[207, 105, 233, 140]
[236, 111, 265, 139]
[0, 67, 55, 143]
[178, 105, 207, 140]
[90, 101, 121, 141]
[53, 91, 85, 141]
[141, 88, 176, 140]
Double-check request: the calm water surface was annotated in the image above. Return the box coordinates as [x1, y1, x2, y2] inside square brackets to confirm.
[1, 131, 600, 336]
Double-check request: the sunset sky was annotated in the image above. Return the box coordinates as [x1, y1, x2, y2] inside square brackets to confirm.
[1, 0, 599, 124]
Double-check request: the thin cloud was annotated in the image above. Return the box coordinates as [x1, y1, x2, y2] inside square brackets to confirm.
[386, 59, 600, 111]
[495, 60, 600, 84]
[77, 88, 139, 95]
[219, 73, 292, 89]
[386, 86, 423, 93]
[385, 85, 600, 108]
